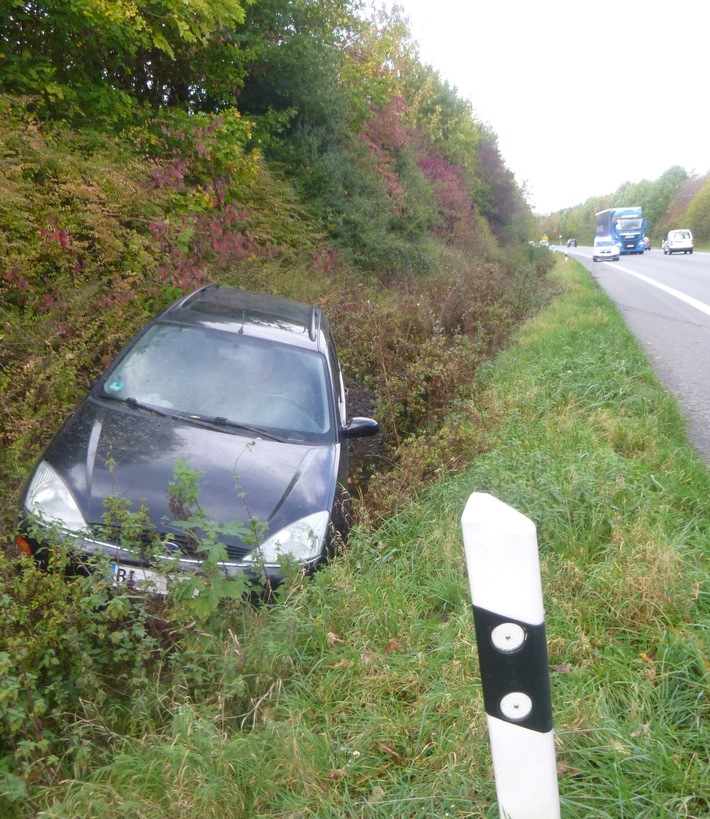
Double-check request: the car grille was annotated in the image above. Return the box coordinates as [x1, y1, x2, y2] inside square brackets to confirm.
[88, 524, 251, 562]
[161, 531, 251, 562]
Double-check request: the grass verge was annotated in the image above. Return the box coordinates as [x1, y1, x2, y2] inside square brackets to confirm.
[6, 257, 709, 818]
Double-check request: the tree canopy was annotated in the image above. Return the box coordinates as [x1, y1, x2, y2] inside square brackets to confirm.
[0, 0, 531, 270]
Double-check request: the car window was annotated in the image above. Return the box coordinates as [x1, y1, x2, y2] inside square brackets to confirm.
[100, 324, 334, 439]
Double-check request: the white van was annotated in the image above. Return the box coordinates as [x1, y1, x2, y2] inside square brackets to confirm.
[662, 229, 693, 255]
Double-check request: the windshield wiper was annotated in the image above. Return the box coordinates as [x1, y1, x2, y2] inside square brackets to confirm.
[97, 395, 289, 441]
[183, 414, 287, 442]
[99, 394, 173, 418]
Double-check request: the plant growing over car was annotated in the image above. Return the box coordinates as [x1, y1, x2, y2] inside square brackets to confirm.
[166, 458, 310, 610]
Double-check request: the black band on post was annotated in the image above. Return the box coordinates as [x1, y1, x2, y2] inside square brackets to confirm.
[472, 604, 553, 734]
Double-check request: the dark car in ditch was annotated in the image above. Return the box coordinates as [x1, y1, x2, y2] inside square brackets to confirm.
[17, 284, 379, 591]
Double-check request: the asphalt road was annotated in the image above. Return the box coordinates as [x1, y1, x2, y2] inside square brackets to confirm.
[556, 245, 710, 464]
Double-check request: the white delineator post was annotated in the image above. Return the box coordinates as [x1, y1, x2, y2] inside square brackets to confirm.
[461, 492, 560, 819]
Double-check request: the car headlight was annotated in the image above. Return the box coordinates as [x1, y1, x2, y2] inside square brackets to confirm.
[23, 461, 88, 533]
[244, 511, 329, 564]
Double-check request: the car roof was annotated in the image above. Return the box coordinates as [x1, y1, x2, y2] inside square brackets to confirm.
[159, 284, 329, 352]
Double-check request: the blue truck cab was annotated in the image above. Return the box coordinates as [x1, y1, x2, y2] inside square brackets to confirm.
[595, 207, 648, 255]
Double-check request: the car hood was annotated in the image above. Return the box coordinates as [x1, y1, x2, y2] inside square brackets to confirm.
[39, 397, 339, 547]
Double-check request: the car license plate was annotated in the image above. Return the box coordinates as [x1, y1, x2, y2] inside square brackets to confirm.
[111, 563, 168, 595]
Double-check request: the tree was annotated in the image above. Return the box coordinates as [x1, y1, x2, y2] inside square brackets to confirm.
[685, 174, 710, 243]
[0, 0, 251, 120]
[644, 166, 689, 229]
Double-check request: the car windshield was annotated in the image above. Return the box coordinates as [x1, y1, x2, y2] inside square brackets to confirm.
[616, 218, 643, 231]
[596, 240, 615, 247]
[98, 324, 333, 440]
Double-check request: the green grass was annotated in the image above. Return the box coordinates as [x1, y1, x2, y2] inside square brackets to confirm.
[8, 258, 710, 817]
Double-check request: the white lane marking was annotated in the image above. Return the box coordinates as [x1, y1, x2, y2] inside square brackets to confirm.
[614, 263, 710, 318]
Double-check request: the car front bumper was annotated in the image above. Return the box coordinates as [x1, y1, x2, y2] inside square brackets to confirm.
[17, 524, 319, 592]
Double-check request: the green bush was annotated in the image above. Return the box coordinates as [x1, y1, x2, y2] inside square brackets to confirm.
[687, 175, 710, 244]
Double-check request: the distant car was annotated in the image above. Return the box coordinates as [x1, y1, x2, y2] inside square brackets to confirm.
[539, 240, 549, 248]
[592, 237, 620, 262]
[662, 229, 693, 255]
[17, 285, 380, 591]
[643, 236, 651, 251]
[566, 239, 577, 247]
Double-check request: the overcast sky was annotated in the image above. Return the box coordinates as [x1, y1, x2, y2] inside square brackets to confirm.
[393, 0, 710, 214]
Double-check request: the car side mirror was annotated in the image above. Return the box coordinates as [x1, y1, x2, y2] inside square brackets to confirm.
[344, 417, 379, 439]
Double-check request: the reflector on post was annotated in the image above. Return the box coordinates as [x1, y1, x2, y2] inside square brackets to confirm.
[461, 492, 560, 819]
